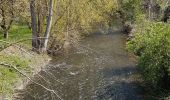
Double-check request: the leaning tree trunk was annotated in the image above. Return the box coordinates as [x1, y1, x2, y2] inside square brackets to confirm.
[42, 0, 54, 51]
[30, 0, 38, 50]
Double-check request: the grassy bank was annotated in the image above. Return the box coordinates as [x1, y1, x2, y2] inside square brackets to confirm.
[0, 24, 50, 99]
[0, 24, 32, 48]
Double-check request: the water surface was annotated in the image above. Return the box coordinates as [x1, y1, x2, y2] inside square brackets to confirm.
[18, 31, 142, 100]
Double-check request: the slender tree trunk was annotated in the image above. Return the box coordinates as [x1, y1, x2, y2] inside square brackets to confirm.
[37, 14, 44, 36]
[0, 0, 14, 39]
[63, 0, 71, 54]
[37, 0, 46, 36]
[1, 95, 5, 100]
[148, 2, 151, 20]
[30, 0, 38, 50]
[1, 8, 8, 39]
[1, 10, 13, 39]
[42, 0, 54, 51]
[4, 18, 13, 39]
[37, 6, 46, 47]
[3, 31, 8, 38]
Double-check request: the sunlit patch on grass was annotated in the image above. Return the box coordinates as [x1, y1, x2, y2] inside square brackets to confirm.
[0, 24, 32, 48]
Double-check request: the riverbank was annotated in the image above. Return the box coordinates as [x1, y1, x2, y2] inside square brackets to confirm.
[0, 45, 51, 99]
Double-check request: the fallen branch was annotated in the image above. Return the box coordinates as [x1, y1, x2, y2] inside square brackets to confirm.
[0, 62, 63, 100]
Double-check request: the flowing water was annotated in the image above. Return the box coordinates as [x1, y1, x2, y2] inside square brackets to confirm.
[17, 30, 142, 100]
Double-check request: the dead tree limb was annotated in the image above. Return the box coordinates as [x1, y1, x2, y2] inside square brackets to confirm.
[0, 62, 63, 100]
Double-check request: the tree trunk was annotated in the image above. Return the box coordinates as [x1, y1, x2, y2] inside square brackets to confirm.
[3, 30, 8, 38]
[30, 0, 38, 50]
[0, 0, 14, 39]
[162, 6, 170, 23]
[63, 0, 72, 54]
[42, 0, 54, 51]
[37, 10, 45, 47]
[3, 18, 13, 39]
[1, 95, 5, 100]
[37, 0, 46, 36]
[1, 8, 8, 39]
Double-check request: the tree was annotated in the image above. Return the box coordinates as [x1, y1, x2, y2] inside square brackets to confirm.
[29, 0, 49, 51]
[30, 0, 39, 50]
[0, 0, 14, 38]
[29, 0, 118, 52]
[42, 0, 54, 51]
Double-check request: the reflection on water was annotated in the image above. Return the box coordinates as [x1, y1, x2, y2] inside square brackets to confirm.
[17, 32, 142, 100]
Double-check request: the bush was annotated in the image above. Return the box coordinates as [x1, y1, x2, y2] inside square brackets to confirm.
[127, 22, 170, 91]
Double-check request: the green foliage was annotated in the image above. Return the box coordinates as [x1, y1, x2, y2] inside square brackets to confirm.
[51, 0, 118, 43]
[120, 0, 143, 23]
[127, 22, 170, 91]
[121, 0, 136, 21]
[0, 54, 30, 97]
[127, 21, 151, 55]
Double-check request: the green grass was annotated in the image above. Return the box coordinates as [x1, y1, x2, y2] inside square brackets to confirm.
[0, 54, 31, 98]
[0, 24, 32, 47]
[0, 24, 32, 98]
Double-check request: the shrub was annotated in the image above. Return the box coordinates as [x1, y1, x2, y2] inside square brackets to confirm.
[127, 22, 170, 91]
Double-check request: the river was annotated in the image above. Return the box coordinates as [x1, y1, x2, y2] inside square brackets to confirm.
[17, 30, 142, 100]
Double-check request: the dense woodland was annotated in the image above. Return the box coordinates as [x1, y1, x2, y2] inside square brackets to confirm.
[1, 0, 170, 99]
